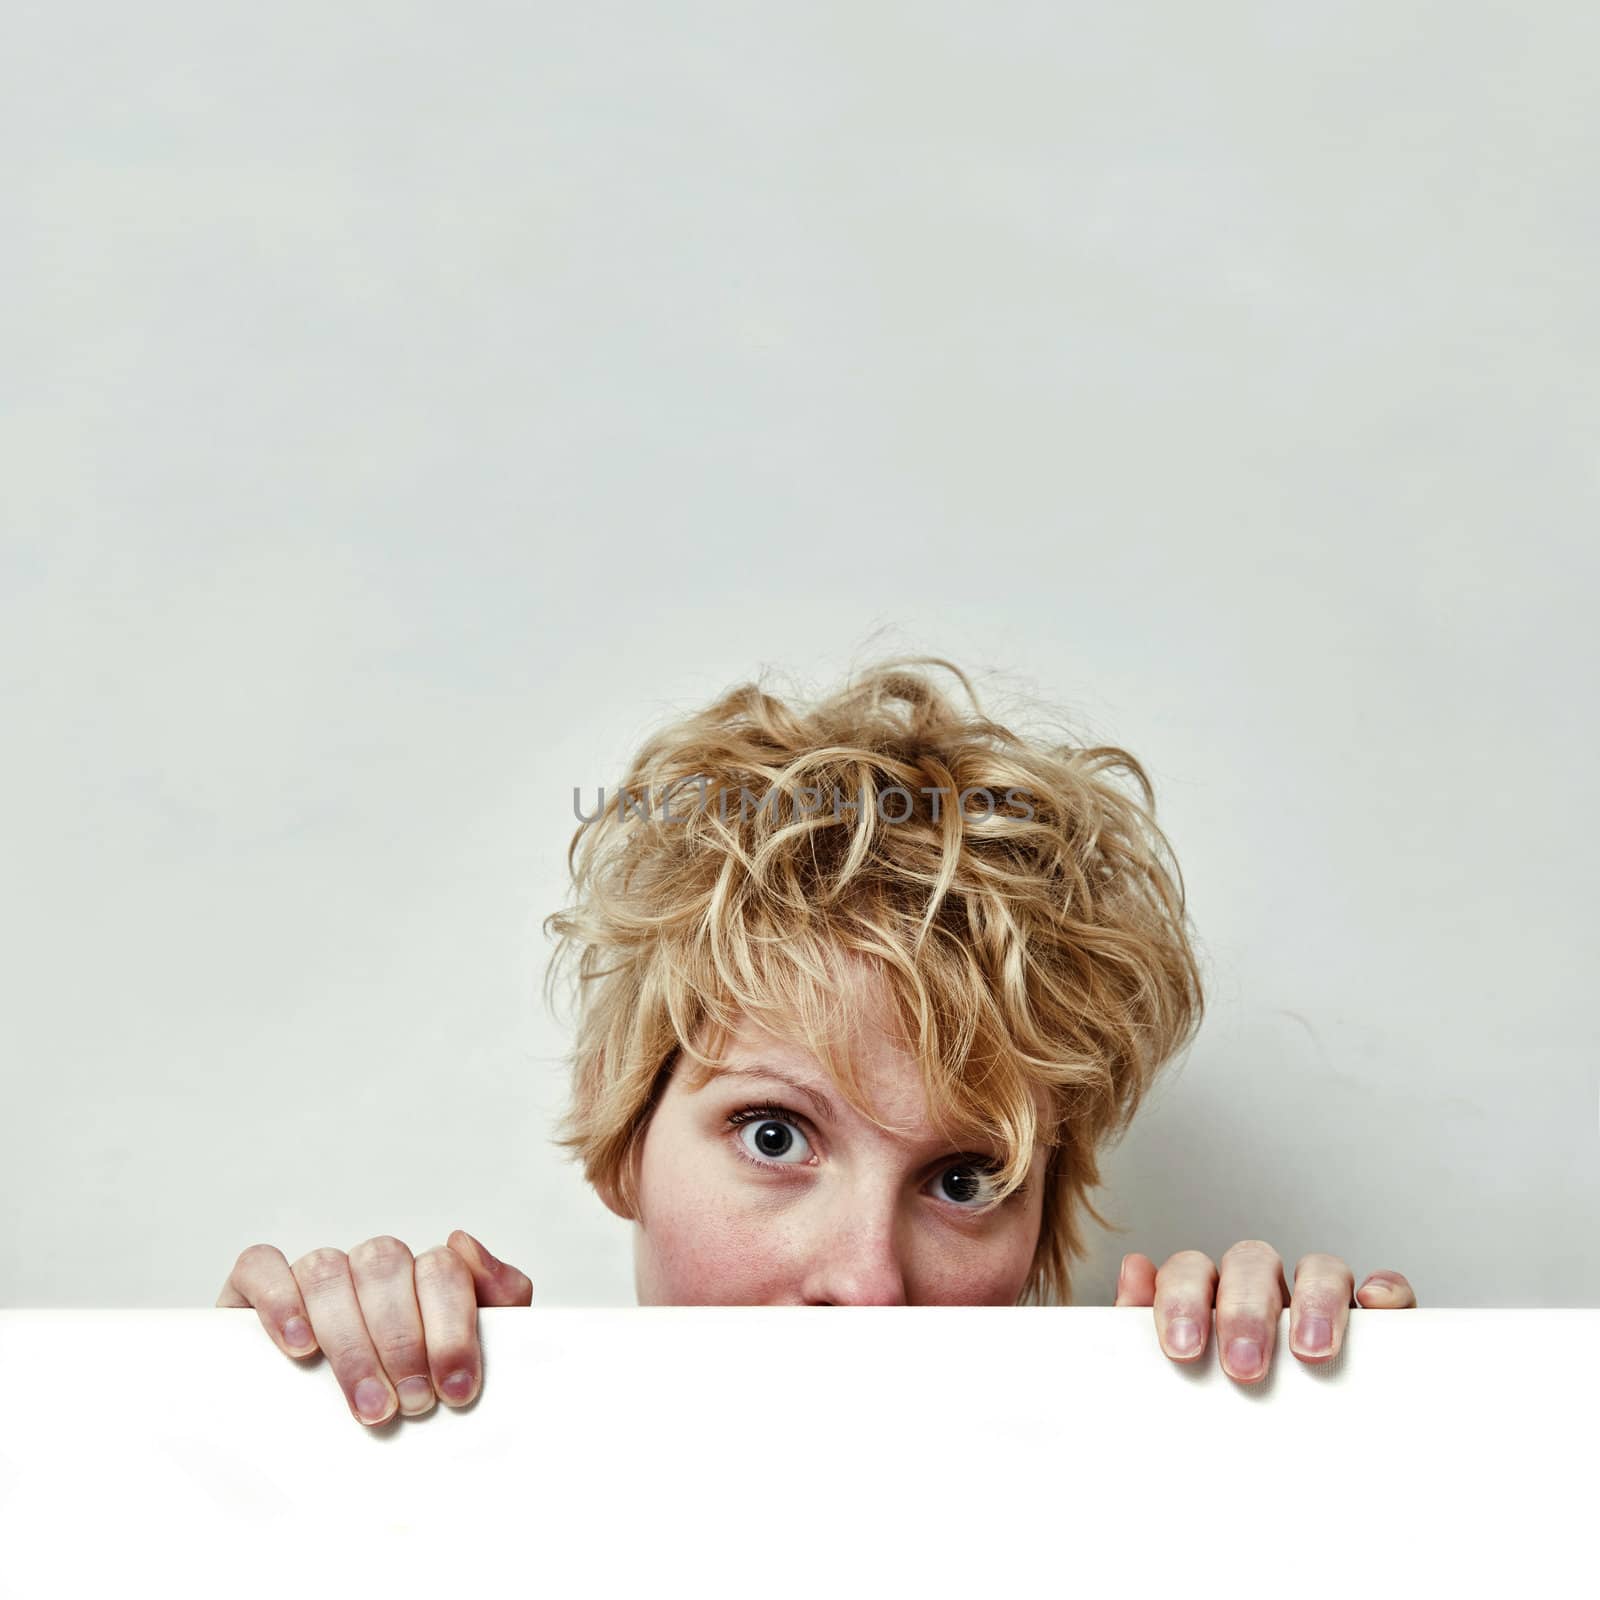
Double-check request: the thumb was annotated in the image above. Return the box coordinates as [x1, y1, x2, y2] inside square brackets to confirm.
[1114, 1252, 1158, 1307]
[448, 1229, 534, 1306]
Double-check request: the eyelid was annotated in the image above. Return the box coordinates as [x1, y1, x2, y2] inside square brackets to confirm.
[725, 1102, 1019, 1207]
[727, 1100, 815, 1136]
[726, 1101, 819, 1164]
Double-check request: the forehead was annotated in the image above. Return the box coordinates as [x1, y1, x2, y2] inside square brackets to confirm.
[687, 961, 950, 1143]
[724, 1024, 928, 1131]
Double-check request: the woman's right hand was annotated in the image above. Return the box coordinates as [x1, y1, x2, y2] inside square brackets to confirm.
[215, 1229, 533, 1427]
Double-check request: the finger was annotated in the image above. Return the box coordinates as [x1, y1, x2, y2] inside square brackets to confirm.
[1113, 1252, 1158, 1308]
[217, 1243, 320, 1359]
[413, 1245, 483, 1407]
[1288, 1251, 1357, 1363]
[1153, 1249, 1218, 1361]
[1215, 1239, 1290, 1385]
[1355, 1270, 1419, 1309]
[291, 1247, 398, 1427]
[447, 1229, 534, 1308]
[348, 1235, 436, 1417]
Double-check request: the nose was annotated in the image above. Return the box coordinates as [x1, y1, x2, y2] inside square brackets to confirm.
[797, 1192, 910, 1306]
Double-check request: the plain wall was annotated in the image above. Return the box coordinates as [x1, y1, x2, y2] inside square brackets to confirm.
[3, 1, 1596, 1308]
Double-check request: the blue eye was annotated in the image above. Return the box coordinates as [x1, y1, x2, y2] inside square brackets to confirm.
[729, 1106, 813, 1166]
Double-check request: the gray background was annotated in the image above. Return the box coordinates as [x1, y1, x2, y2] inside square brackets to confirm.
[3, 2, 1595, 1308]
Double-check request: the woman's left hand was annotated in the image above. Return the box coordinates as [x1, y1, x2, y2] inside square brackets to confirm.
[1114, 1240, 1417, 1383]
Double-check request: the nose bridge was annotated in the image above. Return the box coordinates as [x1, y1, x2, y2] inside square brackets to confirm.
[800, 1161, 909, 1306]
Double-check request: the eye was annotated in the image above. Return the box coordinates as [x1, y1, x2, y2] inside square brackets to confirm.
[728, 1104, 814, 1167]
[931, 1158, 1007, 1209]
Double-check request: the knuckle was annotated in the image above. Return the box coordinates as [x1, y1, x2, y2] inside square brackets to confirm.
[234, 1242, 284, 1273]
[1295, 1250, 1350, 1277]
[414, 1246, 470, 1287]
[1215, 1269, 1276, 1311]
[1218, 1319, 1272, 1349]
[375, 1325, 423, 1366]
[1222, 1238, 1281, 1267]
[294, 1247, 350, 1289]
[349, 1235, 413, 1275]
[322, 1327, 377, 1368]
[1216, 1284, 1279, 1315]
[1160, 1249, 1216, 1277]
[1296, 1301, 1341, 1325]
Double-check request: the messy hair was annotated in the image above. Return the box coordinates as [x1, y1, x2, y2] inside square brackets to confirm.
[542, 655, 1205, 1305]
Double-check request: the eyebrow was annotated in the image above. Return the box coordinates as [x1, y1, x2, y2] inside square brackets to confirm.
[700, 1065, 839, 1124]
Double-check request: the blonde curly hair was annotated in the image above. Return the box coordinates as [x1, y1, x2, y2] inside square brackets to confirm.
[542, 655, 1205, 1305]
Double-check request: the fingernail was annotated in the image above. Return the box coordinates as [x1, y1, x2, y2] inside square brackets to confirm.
[1116, 1256, 1128, 1295]
[1167, 1317, 1201, 1356]
[1225, 1337, 1263, 1379]
[397, 1376, 435, 1414]
[283, 1316, 314, 1352]
[354, 1377, 394, 1422]
[473, 1235, 500, 1270]
[441, 1368, 475, 1403]
[1297, 1315, 1332, 1354]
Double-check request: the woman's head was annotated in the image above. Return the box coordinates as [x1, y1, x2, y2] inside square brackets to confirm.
[543, 656, 1205, 1305]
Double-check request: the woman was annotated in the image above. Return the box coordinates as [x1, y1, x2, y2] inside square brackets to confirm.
[217, 656, 1417, 1425]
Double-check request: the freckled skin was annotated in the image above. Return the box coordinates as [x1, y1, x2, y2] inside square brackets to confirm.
[599, 963, 1047, 1306]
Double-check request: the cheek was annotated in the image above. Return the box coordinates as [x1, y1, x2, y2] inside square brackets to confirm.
[635, 1136, 795, 1305]
[920, 1197, 1044, 1305]
[915, 1232, 1034, 1304]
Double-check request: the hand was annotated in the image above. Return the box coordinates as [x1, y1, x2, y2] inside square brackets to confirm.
[215, 1229, 533, 1426]
[1113, 1240, 1417, 1384]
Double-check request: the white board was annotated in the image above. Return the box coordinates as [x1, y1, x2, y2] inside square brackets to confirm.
[0, 1307, 1590, 1596]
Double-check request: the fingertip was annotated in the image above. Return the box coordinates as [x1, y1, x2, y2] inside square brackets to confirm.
[282, 1314, 318, 1356]
[439, 1367, 479, 1406]
[479, 1263, 535, 1307]
[352, 1376, 399, 1426]
[1359, 1274, 1417, 1308]
[452, 1229, 500, 1271]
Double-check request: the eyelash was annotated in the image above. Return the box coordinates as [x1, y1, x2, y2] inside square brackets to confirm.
[726, 1102, 817, 1169]
[725, 1101, 1023, 1208]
